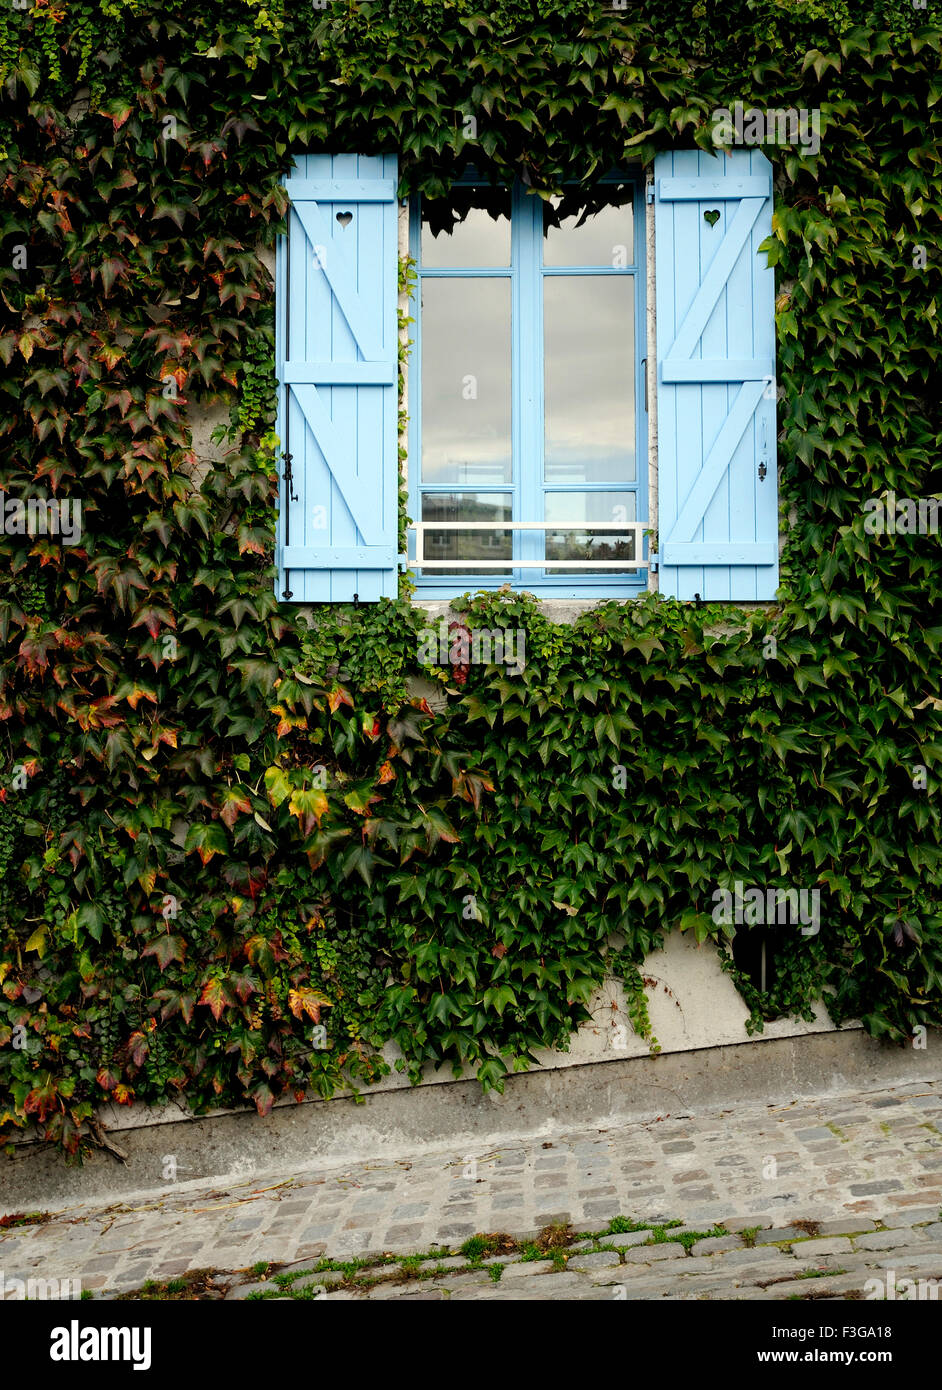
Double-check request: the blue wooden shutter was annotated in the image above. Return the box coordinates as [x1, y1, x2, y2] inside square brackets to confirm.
[276, 154, 399, 602]
[654, 150, 778, 601]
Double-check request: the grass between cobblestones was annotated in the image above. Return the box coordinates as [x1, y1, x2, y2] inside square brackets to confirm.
[88, 1209, 942, 1300]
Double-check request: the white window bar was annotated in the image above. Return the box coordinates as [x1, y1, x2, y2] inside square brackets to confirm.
[409, 520, 649, 569]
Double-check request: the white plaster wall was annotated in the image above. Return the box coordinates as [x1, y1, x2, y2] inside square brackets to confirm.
[93, 935, 850, 1134]
[372, 931, 848, 1091]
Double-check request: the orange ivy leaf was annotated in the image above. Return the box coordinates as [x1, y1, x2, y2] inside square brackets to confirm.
[327, 685, 353, 713]
[287, 986, 332, 1023]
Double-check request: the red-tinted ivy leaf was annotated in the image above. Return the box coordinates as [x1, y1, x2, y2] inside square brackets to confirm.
[199, 977, 228, 1021]
[23, 1077, 59, 1121]
[127, 1029, 150, 1068]
[102, 98, 134, 129]
[236, 524, 269, 555]
[18, 629, 57, 674]
[130, 606, 176, 640]
[141, 935, 186, 971]
[219, 786, 252, 829]
[152, 201, 189, 228]
[230, 972, 256, 1002]
[289, 787, 329, 836]
[251, 1083, 274, 1117]
[244, 936, 276, 976]
[142, 513, 172, 545]
[154, 989, 196, 1024]
[184, 822, 228, 865]
[96, 257, 129, 296]
[104, 389, 133, 418]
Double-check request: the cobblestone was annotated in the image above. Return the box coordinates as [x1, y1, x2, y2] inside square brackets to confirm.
[789, 1236, 855, 1257]
[608, 1230, 654, 1248]
[690, 1235, 742, 1254]
[224, 1280, 277, 1301]
[854, 1228, 929, 1251]
[625, 1243, 686, 1263]
[814, 1218, 879, 1236]
[566, 1252, 621, 1270]
[501, 1259, 555, 1277]
[290, 1273, 332, 1294]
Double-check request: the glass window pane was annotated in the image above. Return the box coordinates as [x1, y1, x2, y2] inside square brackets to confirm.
[421, 278, 511, 486]
[421, 187, 511, 267]
[544, 276, 635, 485]
[420, 492, 512, 575]
[544, 491, 636, 574]
[543, 187, 633, 267]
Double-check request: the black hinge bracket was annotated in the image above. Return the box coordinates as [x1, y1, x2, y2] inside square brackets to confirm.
[283, 452, 298, 503]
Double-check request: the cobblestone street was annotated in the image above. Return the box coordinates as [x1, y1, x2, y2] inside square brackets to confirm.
[3, 1077, 942, 1301]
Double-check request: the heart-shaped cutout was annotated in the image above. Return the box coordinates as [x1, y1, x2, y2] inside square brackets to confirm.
[336, 211, 353, 229]
[703, 209, 721, 228]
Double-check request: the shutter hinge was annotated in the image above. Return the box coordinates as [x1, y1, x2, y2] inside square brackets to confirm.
[398, 552, 409, 570]
[758, 460, 768, 482]
[648, 551, 659, 573]
[283, 452, 298, 502]
[646, 179, 655, 205]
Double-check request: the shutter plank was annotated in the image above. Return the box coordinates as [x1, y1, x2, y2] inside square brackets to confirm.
[282, 546, 397, 569]
[283, 178, 397, 202]
[661, 359, 773, 383]
[659, 176, 770, 200]
[283, 361, 396, 385]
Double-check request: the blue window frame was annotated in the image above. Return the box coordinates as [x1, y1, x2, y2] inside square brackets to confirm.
[407, 172, 648, 599]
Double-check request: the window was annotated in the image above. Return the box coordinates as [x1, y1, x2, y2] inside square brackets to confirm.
[407, 174, 648, 598]
[731, 927, 780, 997]
[276, 150, 777, 607]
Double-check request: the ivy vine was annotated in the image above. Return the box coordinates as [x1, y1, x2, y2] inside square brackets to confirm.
[0, 0, 939, 1156]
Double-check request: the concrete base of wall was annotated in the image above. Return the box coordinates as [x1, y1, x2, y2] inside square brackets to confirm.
[3, 1027, 938, 1216]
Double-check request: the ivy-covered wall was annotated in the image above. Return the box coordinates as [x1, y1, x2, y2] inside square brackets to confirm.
[0, 0, 940, 1156]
